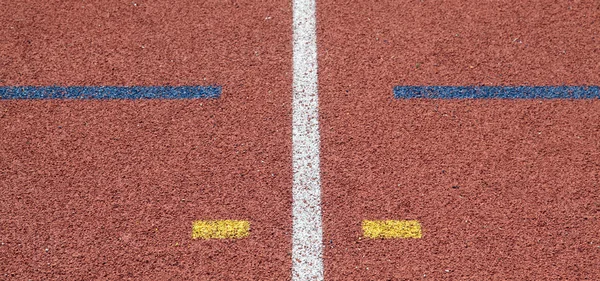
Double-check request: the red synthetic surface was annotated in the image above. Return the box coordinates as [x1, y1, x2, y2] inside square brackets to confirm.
[318, 0, 600, 280]
[1, 0, 292, 280]
[2, 0, 600, 280]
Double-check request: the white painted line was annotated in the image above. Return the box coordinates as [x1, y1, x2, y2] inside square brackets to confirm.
[291, 0, 323, 280]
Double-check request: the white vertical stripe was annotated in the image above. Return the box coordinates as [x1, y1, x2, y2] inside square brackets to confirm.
[291, 0, 323, 280]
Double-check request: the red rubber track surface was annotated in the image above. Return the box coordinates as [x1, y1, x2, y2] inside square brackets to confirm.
[2, 0, 600, 280]
[1, 0, 292, 280]
[318, 0, 600, 280]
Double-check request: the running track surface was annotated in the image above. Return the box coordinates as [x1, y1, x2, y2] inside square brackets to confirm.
[1, 1, 293, 279]
[1, 0, 599, 280]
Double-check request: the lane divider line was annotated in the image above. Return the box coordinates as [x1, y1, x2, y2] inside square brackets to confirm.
[0, 86, 221, 99]
[191, 220, 250, 239]
[394, 86, 600, 99]
[292, 0, 323, 280]
[362, 220, 423, 239]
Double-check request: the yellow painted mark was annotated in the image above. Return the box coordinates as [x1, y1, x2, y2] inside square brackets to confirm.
[192, 220, 250, 239]
[362, 220, 422, 239]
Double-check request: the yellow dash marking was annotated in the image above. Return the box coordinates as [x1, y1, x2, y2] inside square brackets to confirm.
[362, 220, 422, 239]
[192, 220, 250, 239]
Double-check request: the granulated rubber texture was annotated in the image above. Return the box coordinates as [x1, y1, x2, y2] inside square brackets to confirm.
[0, 0, 293, 280]
[2, 0, 600, 280]
[318, 0, 600, 280]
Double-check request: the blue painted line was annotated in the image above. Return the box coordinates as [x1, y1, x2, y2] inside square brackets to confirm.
[394, 86, 600, 99]
[0, 86, 221, 99]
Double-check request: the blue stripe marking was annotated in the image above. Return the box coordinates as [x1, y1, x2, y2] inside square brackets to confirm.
[0, 86, 221, 99]
[394, 86, 600, 99]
